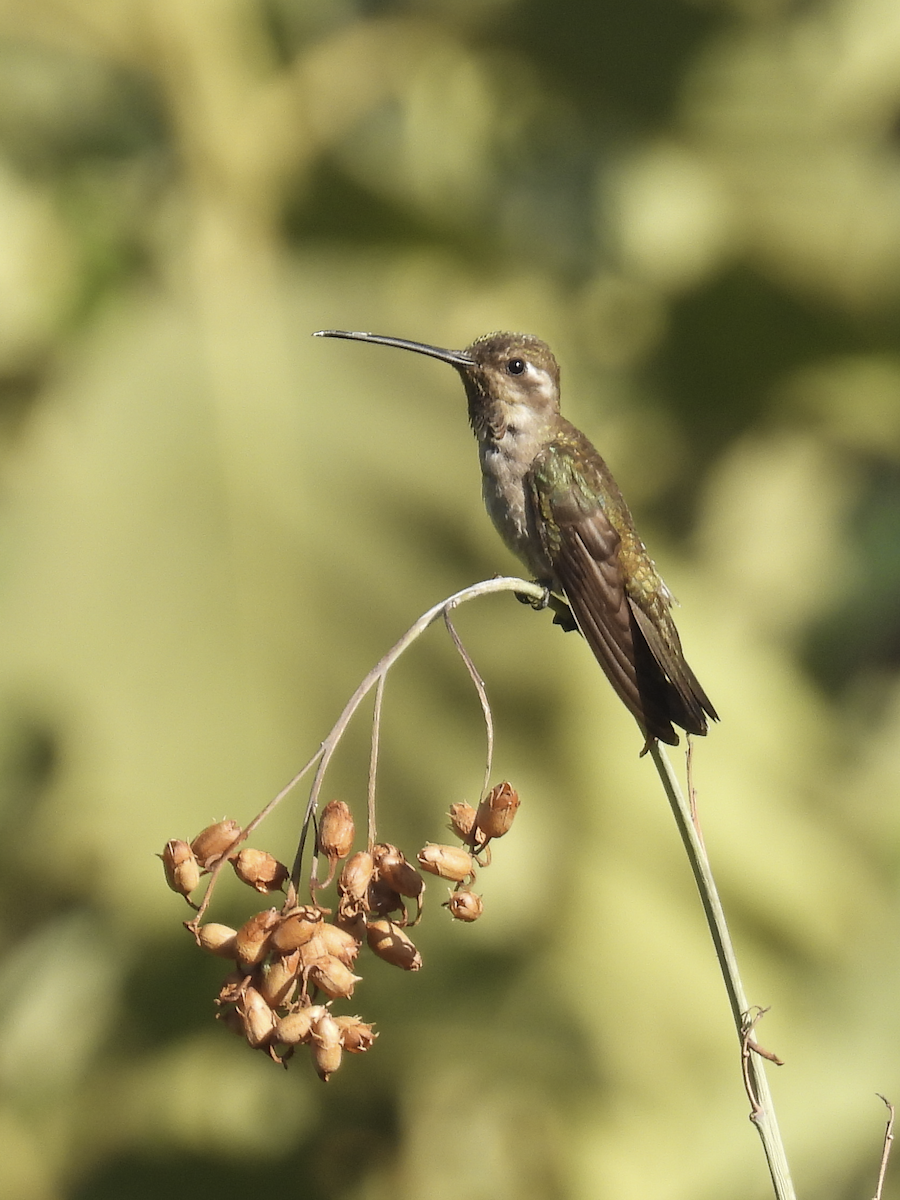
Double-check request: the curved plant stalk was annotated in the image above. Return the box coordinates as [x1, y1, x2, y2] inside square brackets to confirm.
[873, 1095, 895, 1200]
[444, 607, 494, 798]
[197, 578, 540, 918]
[649, 740, 796, 1200]
[366, 674, 386, 852]
[287, 575, 544, 890]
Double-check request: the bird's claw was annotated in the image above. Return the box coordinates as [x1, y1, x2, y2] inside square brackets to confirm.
[514, 584, 580, 634]
[514, 582, 551, 610]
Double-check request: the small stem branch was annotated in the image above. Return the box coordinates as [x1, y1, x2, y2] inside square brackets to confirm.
[648, 741, 796, 1200]
[873, 1095, 895, 1200]
[192, 745, 324, 923]
[444, 606, 494, 797]
[367, 675, 385, 853]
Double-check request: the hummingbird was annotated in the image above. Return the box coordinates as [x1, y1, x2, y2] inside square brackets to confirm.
[314, 329, 717, 747]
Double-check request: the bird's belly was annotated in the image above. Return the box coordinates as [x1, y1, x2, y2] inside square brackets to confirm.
[480, 447, 553, 580]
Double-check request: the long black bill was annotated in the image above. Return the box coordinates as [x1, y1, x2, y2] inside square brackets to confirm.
[314, 329, 474, 368]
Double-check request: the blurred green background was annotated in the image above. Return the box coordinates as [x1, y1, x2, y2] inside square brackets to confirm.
[0, 0, 899, 1197]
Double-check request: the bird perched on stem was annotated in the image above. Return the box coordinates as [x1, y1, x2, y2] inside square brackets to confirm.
[314, 329, 717, 748]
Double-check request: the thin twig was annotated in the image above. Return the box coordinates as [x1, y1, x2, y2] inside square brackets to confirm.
[367, 674, 385, 853]
[741, 1007, 785, 1119]
[308, 814, 321, 892]
[684, 735, 703, 846]
[444, 605, 494, 797]
[648, 740, 795, 1200]
[873, 1095, 895, 1200]
[190, 745, 325, 924]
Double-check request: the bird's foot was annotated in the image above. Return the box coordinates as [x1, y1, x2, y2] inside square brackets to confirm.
[514, 583, 580, 635]
[514, 581, 552, 611]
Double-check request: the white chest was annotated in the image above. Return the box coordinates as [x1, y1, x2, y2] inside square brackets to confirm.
[477, 419, 552, 577]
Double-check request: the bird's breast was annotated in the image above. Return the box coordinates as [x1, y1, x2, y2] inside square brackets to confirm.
[478, 428, 553, 579]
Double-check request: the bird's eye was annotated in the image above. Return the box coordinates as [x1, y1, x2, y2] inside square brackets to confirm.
[506, 358, 526, 375]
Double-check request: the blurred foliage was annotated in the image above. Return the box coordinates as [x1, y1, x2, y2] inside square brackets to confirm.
[0, 1, 898, 1198]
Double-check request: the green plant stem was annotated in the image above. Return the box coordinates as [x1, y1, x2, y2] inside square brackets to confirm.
[649, 740, 796, 1200]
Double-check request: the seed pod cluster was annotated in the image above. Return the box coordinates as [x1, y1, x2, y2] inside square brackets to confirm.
[160, 820, 296, 910]
[198, 900, 375, 1079]
[438, 781, 521, 923]
[160, 784, 519, 1079]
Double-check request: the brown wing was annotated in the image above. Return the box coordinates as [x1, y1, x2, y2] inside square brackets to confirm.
[528, 445, 715, 744]
[629, 603, 717, 735]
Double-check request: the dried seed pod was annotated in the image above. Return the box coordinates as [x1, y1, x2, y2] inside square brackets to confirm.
[297, 933, 329, 973]
[275, 1004, 327, 1046]
[475, 782, 520, 840]
[447, 802, 477, 842]
[190, 819, 242, 869]
[232, 848, 289, 894]
[311, 1011, 343, 1081]
[319, 800, 355, 861]
[316, 922, 362, 967]
[307, 954, 362, 1000]
[161, 840, 201, 899]
[366, 876, 405, 919]
[417, 843, 474, 883]
[334, 1015, 377, 1054]
[373, 843, 425, 899]
[216, 970, 248, 1006]
[366, 919, 422, 971]
[338, 851, 374, 902]
[197, 923, 238, 957]
[270, 908, 323, 955]
[444, 890, 484, 922]
[238, 986, 276, 1049]
[337, 851, 375, 920]
[335, 909, 367, 942]
[259, 951, 301, 1008]
[235, 908, 280, 969]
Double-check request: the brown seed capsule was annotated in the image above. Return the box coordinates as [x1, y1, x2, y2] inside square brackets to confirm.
[366, 876, 405, 919]
[444, 890, 484, 922]
[161, 840, 201, 898]
[232, 848, 289, 894]
[275, 1004, 326, 1046]
[338, 851, 374, 900]
[235, 908, 280, 969]
[335, 909, 367, 942]
[237, 986, 276, 1049]
[417, 843, 474, 883]
[475, 782, 520, 840]
[366, 919, 422, 971]
[259, 951, 301, 1008]
[297, 933, 328, 972]
[270, 908, 323, 955]
[216, 970, 248, 1006]
[373, 843, 425, 899]
[311, 1012, 343, 1081]
[447, 801, 478, 841]
[190, 819, 242, 869]
[334, 1015, 378, 1054]
[316, 922, 361, 967]
[197, 923, 238, 957]
[307, 954, 362, 1000]
[319, 800, 355, 861]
